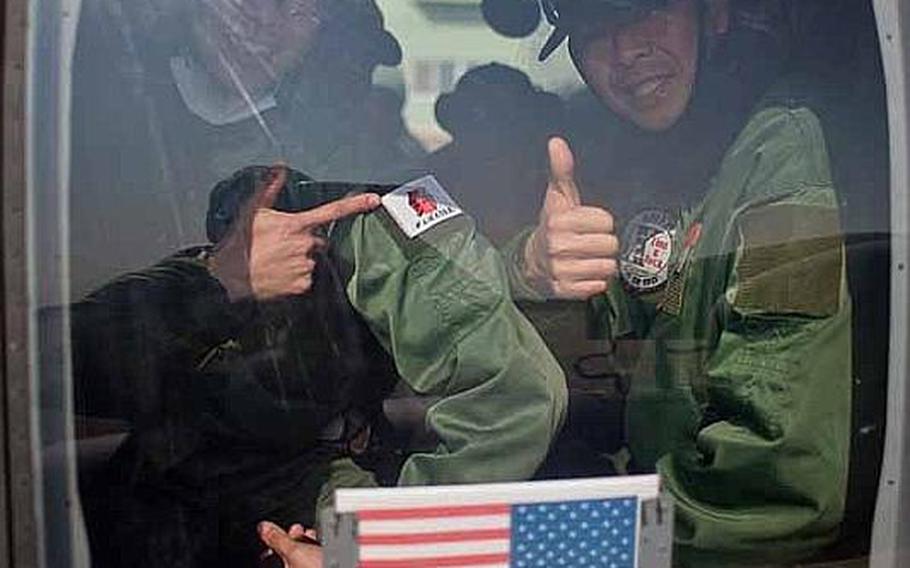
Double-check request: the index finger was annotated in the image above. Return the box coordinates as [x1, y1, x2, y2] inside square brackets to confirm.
[292, 193, 382, 229]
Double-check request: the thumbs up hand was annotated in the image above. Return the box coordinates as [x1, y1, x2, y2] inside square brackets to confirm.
[209, 165, 381, 302]
[523, 138, 619, 299]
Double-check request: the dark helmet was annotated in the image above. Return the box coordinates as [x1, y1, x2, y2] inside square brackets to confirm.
[322, 0, 402, 67]
[206, 166, 313, 243]
[537, 0, 671, 61]
[206, 165, 394, 243]
[435, 63, 563, 137]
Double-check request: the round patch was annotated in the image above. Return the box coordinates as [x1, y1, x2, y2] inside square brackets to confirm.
[619, 209, 676, 293]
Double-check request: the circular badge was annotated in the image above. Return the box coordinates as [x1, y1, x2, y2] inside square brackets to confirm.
[619, 209, 676, 293]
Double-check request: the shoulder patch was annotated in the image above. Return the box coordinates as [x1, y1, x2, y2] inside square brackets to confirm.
[734, 203, 843, 317]
[381, 175, 463, 239]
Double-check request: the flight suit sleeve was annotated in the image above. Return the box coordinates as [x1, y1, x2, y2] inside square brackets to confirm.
[665, 208, 850, 565]
[660, 107, 852, 565]
[500, 226, 547, 301]
[335, 210, 568, 485]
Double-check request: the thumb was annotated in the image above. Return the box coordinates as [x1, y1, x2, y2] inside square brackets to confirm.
[547, 137, 581, 207]
[252, 164, 288, 210]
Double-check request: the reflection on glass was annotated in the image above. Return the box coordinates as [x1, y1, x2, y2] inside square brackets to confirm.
[41, 0, 890, 566]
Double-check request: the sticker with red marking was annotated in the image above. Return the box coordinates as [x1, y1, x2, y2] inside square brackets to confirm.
[619, 208, 677, 293]
[382, 175, 463, 238]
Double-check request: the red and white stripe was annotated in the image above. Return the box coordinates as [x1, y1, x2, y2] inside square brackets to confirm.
[356, 503, 511, 568]
[336, 475, 661, 568]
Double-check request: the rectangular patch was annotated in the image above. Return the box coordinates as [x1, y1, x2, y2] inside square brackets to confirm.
[734, 203, 843, 317]
[658, 270, 686, 316]
[381, 175, 463, 239]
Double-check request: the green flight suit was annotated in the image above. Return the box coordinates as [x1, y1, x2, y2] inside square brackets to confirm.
[336, 206, 568, 487]
[506, 91, 851, 566]
[74, 170, 566, 567]
[309, 205, 573, 506]
[311, 203, 572, 508]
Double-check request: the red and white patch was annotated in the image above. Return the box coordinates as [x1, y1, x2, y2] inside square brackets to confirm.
[641, 231, 672, 273]
[382, 176, 462, 238]
[619, 208, 677, 293]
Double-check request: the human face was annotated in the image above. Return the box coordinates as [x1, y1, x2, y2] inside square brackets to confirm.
[569, 0, 704, 131]
[193, 0, 321, 96]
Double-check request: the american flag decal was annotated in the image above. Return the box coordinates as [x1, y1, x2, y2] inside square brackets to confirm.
[357, 503, 510, 567]
[512, 499, 637, 567]
[336, 476, 656, 568]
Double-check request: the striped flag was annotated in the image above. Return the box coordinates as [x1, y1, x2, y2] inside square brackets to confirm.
[334, 475, 658, 568]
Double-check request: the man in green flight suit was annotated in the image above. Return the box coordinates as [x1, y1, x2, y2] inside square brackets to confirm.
[502, 0, 852, 565]
[73, 165, 566, 567]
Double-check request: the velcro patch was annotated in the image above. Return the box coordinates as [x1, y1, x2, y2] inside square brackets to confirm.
[381, 175, 463, 239]
[734, 203, 843, 317]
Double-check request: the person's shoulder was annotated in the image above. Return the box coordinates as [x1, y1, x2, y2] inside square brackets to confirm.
[734, 74, 832, 157]
[81, 246, 214, 304]
[720, 75, 835, 204]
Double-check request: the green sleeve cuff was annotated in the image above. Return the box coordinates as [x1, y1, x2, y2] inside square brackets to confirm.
[500, 226, 548, 302]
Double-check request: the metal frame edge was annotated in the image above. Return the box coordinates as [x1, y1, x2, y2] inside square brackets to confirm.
[872, 0, 910, 566]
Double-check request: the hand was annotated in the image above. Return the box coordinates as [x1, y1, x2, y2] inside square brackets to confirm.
[524, 137, 619, 299]
[209, 165, 381, 302]
[258, 522, 321, 568]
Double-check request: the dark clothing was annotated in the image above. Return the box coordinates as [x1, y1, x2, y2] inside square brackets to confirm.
[74, 246, 399, 567]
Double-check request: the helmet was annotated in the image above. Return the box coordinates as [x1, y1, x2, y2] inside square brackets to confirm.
[537, 0, 670, 61]
[206, 166, 394, 243]
[322, 0, 402, 67]
[206, 166, 313, 243]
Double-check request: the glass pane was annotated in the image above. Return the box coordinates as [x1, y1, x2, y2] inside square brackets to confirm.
[23, 0, 893, 566]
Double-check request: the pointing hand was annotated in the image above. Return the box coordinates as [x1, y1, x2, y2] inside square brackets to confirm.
[209, 165, 381, 301]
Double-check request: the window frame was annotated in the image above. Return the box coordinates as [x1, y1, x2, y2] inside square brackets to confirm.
[871, 1, 910, 566]
[2, 0, 39, 563]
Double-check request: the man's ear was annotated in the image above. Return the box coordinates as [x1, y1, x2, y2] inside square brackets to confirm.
[704, 0, 730, 37]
